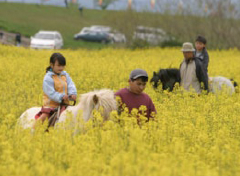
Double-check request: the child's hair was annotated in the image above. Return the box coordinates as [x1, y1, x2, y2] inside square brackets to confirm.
[131, 76, 148, 82]
[195, 35, 207, 45]
[46, 53, 66, 72]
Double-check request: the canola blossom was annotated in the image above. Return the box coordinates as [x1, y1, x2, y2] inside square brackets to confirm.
[0, 45, 240, 176]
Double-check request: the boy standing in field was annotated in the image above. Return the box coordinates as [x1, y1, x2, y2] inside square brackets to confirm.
[115, 69, 156, 120]
[195, 35, 209, 74]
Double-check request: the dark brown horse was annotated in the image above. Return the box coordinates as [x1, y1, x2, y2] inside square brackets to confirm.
[150, 68, 180, 91]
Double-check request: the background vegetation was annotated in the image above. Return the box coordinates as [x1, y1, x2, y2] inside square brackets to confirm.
[0, 2, 240, 49]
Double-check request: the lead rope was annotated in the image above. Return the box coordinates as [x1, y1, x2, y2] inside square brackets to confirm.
[46, 99, 76, 132]
[56, 105, 61, 121]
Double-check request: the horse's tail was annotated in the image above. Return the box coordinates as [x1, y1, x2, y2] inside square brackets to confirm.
[230, 78, 238, 87]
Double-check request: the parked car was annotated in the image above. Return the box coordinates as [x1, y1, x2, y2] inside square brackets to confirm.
[90, 25, 126, 43]
[74, 30, 113, 43]
[133, 26, 173, 45]
[74, 25, 126, 43]
[30, 31, 63, 49]
[90, 25, 111, 33]
[74, 27, 91, 39]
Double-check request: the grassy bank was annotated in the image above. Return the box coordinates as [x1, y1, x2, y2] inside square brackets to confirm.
[0, 2, 112, 49]
[0, 2, 240, 49]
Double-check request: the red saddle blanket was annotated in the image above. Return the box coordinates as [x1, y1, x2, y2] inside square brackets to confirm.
[35, 106, 67, 120]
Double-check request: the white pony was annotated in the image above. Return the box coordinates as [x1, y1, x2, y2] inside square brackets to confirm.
[19, 89, 117, 129]
[209, 76, 237, 95]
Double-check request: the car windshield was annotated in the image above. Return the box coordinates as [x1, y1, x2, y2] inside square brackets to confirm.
[35, 33, 55, 40]
[82, 29, 90, 33]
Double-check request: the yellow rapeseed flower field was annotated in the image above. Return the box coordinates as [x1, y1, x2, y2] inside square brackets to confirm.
[0, 44, 240, 176]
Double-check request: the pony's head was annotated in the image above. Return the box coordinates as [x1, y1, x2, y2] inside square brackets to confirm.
[230, 78, 239, 93]
[150, 71, 161, 89]
[150, 68, 180, 91]
[79, 89, 117, 122]
[230, 79, 238, 88]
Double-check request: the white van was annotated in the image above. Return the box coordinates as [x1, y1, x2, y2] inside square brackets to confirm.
[133, 26, 171, 45]
[30, 31, 63, 49]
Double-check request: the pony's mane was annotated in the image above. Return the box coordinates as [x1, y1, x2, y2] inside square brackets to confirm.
[79, 89, 117, 121]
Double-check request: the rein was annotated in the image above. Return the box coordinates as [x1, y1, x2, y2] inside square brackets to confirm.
[46, 99, 76, 131]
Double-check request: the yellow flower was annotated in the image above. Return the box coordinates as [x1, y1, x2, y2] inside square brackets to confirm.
[0, 44, 240, 175]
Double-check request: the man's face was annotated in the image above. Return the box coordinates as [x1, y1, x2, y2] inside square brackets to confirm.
[195, 41, 205, 51]
[183, 52, 194, 60]
[51, 60, 65, 74]
[129, 78, 147, 94]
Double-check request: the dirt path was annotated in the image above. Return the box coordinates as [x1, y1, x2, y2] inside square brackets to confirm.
[0, 30, 30, 47]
